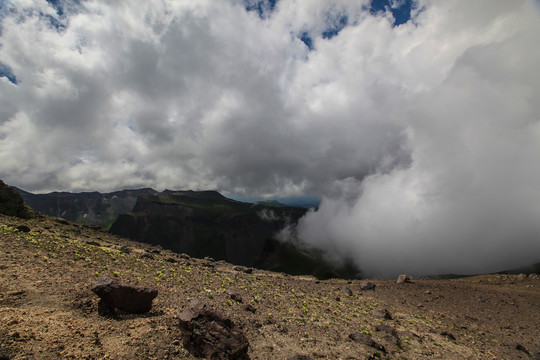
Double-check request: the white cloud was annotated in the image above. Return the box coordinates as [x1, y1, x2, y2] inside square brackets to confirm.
[1, 0, 539, 275]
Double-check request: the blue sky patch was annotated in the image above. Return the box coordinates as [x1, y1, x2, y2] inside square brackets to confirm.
[322, 14, 348, 39]
[244, 0, 278, 19]
[0, 62, 17, 84]
[370, 0, 416, 26]
[299, 32, 314, 51]
[45, 0, 64, 16]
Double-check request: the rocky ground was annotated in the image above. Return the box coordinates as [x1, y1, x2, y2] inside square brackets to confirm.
[1, 213, 539, 359]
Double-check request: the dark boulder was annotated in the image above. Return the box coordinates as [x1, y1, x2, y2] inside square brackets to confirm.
[375, 324, 398, 336]
[360, 281, 376, 291]
[348, 333, 386, 352]
[91, 276, 158, 313]
[178, 299, 250, 359]
[372, 308, 392, 320]
[16, 225, 31, 233]
[375, 324, 401, 346]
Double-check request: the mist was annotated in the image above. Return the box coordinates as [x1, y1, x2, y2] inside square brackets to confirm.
[297, 0, 540, 277]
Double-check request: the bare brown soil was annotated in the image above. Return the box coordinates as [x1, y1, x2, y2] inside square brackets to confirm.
[1, 214, 539, 359]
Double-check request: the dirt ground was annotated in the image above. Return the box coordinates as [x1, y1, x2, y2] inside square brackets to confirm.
[1, 214, 539, 359]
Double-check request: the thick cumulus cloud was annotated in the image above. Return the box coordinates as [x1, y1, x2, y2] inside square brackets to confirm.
[298, 0, 540, 277]
[1, 0, 539, 276]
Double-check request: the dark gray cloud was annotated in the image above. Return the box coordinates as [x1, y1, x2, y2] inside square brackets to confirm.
[1, 0, 539, 276]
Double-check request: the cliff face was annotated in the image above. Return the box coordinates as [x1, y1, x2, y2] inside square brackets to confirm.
[109, 191, 352, 278]
[110, 191, 304, 266]
[14, 188, 158, 228]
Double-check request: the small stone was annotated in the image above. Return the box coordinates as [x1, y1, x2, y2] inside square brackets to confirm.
[341, 287, 353, 296]
[16, 225, 30, 233]
[372, 308, 392, 320]
[505, 343, 530, 355]
[360, 281, 376, 291]
[179, 253, 191, 260]
[172, 339, 181, 346]
[119, 246, 131, 254]
[396, 274, 413, 284]
[244, 304, 256, 313]
[227, 288, 243, 303]
[8, 290, 25, 297]
[349, 333, 386, 352]
[375, 324, 398, 336]
[429, 329, 456, 340]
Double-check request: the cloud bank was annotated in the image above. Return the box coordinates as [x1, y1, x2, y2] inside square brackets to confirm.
[1, 0, 539, 276]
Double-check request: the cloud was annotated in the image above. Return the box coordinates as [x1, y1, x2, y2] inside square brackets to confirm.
[1, 0, 539, 276]
[297, 0, 540, 277]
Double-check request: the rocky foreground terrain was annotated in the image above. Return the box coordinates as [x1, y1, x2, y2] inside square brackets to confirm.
[1, 213, 539, 359]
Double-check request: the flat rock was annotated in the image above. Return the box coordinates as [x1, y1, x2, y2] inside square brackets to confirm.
[341, 287, 353, 296]
[178, 299, 249, 360]
[91, 276, 157, 313]
[396, 274, 413, 284]
[372, 308, 392, 320]
[360, 281, 376, 291]
[375, 324, 398, 336]
[348, 333, 386, 352]
[429, 329, 456, 341]
[227, 288, 243, 303]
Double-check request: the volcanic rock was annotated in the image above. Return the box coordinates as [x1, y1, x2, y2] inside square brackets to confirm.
[375, 324, 398, 336]
[227, 288, 243, 303]
[91, 276, 158, 313]
[348, 333, 386, 352]
[396, 274, 413, 284]
[429, 328, 456, 340]
[360, 281, 376, 291]
[178, 299, 249, 360]
[372, 308, 392, 320]
[505, 343, 529, 355]
[341, 287, 353, 296]
[16, 225, 30, 233]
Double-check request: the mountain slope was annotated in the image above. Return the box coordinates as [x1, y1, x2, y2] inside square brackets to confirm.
[0, 180, 35, 219]
[1, 213, 539, 360]
[14, 187, 158, 228]
[109, 191, 351, 279]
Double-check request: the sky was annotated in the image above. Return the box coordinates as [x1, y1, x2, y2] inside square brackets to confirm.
[1, 0, 540, 277]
